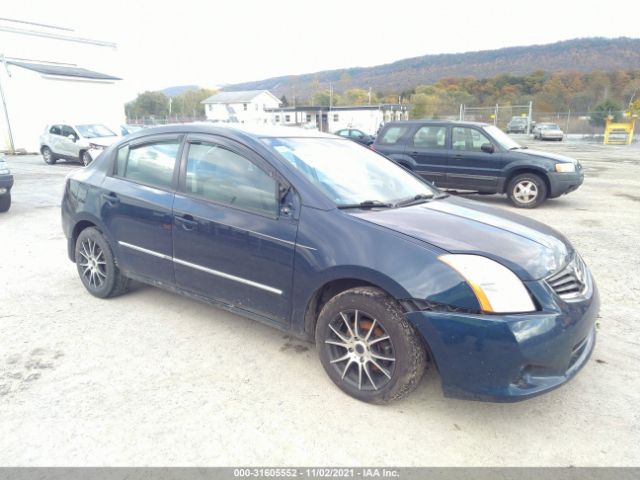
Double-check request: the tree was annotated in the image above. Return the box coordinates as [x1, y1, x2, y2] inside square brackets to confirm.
[125, 91, 170, 119]
[170, 88, 217, 118]
[343, 88, 371, 105]
[590, 99, 623, 127]
[280, 95, 289, 107]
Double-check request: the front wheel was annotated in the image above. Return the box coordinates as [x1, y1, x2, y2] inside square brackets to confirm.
[81, 151, 92, 166]
[507, 173, 547, 208]
[316, 287, 426, 404]
[75, 227, 129, 298]
[0, 193, 10, 213]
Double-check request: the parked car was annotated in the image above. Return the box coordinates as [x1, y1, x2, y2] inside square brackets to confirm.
[39, 124, 120, 166]
[506, 116, 533, 134]
[534, 123, 564, 141]
[334, 128, 375, 146]
[373, 120, 583, 208]
[121, 124, 146, 136]
[0, 155, 13, 212]
[61, 124, 598, 404]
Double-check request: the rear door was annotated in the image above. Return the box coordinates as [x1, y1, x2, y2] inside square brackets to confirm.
[406, 124, 450, 186]
[446, 126, 506, 191]
[172, 134, 297, 324]
[100, 134, 182, 285]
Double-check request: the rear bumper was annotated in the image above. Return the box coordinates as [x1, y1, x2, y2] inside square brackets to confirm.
[548, 171, 584, 197]
[405, 280, 599, 402]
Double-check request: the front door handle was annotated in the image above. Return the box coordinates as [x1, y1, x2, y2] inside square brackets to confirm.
[101, 192, 120, 205]
[175, 214, 198, 231]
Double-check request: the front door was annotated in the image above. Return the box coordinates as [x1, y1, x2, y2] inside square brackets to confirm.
[100, 135, 182, 285]
[406, 124, 450, 186]
[59, 125, 80, 159]
[172, 135, 297, 324]
[447, 126, 505, 191]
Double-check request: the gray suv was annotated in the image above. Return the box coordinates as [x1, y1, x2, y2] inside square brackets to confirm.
[39, 124, 120, 166]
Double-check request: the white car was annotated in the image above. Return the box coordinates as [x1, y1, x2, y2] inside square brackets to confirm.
[533, 123, 564, 141]
[39, 124, 120, 166]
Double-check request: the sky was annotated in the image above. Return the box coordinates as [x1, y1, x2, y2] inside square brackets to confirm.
[3, 0, 640, 99]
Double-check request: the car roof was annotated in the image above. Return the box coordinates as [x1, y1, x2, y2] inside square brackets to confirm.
[128, 123, 336, 140]
[381, 120, 490, 128]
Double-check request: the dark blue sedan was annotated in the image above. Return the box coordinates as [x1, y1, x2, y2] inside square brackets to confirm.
[61, 124, 599, 403]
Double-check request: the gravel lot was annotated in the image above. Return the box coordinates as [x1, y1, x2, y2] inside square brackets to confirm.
[1, 138, 639, 466]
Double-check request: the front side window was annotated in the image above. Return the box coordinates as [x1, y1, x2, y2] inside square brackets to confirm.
[413, 126, 446, 148]
[263, 137, 436, 206]
[115, 140, 179, 189]
[452, 127, 492, 152]
[185, 143, 277, 217]
[61, 125, 77, 139]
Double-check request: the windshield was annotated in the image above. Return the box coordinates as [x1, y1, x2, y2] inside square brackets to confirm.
[262, 137, 437, 207]
[76, 124, 117, 138]
[540, 124, 560, 130]
[482, 125, 522, 150]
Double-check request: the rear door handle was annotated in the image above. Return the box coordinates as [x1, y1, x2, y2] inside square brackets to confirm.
[175, 214, 198, 231]
[101, 192, 120, 205]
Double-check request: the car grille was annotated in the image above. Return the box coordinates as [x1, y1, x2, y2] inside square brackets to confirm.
[546, 255, 589, 300]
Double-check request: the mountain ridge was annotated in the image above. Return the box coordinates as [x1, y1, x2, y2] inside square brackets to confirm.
[222, 37, 640, 98]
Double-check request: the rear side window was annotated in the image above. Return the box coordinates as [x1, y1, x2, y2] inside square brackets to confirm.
[115, 141, 179, 189]
[413, 126, 447, 148]
[184, 142, 277, 217]
[378, 125, 410, 144]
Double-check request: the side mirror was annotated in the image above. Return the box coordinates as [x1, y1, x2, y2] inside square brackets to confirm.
[481, 143, 495, 154]
[67, 134, 77, 142]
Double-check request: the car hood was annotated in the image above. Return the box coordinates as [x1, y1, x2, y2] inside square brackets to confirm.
[85, 136, 120, 147]
[513, 148, 576, 164]
[349, 195, 572, 281]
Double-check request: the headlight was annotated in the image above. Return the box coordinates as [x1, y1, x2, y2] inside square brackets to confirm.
[88, 143, 106, 150]
[439, 254, 536, 313]
[555, 163, 575, 173]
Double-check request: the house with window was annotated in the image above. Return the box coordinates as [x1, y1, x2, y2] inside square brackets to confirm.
[267, 104, 409, 134]
[201, 90, 281, 124]
[0, 17, 125, 153]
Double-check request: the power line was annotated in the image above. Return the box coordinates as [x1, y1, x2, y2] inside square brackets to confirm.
[0, 17, 74, 32]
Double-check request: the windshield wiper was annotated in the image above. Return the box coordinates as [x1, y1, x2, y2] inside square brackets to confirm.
[395, 193, 434, 207]
[337, 200, 394, 210]
[509, 146, 528, 150]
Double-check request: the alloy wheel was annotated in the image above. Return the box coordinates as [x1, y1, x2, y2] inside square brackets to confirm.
[513, 180, 538, 204]
[77, 237, 107, 289]
[324, 309, 396, 391]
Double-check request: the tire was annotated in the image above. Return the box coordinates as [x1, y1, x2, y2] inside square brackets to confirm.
[80, 151, 92, 166]
[507, 172, 547, 209]
[75, 227, 129, 298]
[0, 193, 10, 213]
[42, 146, 57, 165]
[316, 287, 426, 404]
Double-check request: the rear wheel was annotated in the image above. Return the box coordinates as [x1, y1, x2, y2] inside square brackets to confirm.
[75, 227, 129, 298]
[507, 173, 547, 209]
[0, 193, 10, 213]
[316, 287, 426, 404]
[42, 147, 56, 165]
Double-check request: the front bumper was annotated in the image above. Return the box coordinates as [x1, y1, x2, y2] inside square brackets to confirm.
[0, 174, 14, 194]
[405, 279, 599, 402]
[548, 170, 584, 197]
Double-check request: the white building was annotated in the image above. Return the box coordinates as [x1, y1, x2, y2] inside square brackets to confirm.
[201, 90, 281, 124]
[268, 104, 409, 135]
[0, 18, 125, 153]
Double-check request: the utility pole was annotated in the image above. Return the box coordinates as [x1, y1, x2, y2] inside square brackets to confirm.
[368, 87, 372, 105]
[0, 55, 15, 154]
